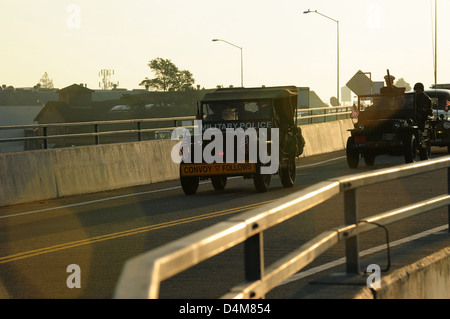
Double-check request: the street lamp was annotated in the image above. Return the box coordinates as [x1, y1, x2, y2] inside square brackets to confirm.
[303, 9, 340, 105]
[212, 39, 244, 87]
[434, 0, 437, 87]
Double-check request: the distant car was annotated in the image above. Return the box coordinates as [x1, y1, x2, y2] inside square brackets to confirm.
[346, 91, 431, 168]
[154, 130, 172, 140]
[426, 89, 450, 119]
[425, 89, 450, 152]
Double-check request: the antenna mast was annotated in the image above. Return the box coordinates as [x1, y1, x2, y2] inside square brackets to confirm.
[98, 69, 118, 90]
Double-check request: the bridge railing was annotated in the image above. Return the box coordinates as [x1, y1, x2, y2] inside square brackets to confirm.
[0, 116, 196, 151]
[297, 105, 353, 124]
[114, 156, 450, 299]
[0, 106, 352, 152]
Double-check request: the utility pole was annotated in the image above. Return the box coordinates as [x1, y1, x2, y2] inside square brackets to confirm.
[303, 9, 340, 104]
[435, 0, 437, 87]
[212, 39, 244, 87]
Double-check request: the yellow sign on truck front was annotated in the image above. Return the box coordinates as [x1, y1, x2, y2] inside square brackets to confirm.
[180, 163, 257, 176]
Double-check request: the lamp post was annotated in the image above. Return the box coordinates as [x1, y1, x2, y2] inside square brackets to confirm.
[212, 39, 243, 87]
[434, 0, 437, 87]
[303, 9, 340, 105]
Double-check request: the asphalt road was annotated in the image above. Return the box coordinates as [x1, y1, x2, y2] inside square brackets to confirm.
[0, 149, 449, 299]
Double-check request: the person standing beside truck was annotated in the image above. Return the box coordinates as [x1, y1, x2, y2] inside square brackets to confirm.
[413, 82, 432, 130]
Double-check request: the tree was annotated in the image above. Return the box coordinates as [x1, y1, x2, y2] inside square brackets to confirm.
[39, 72, 54, 89]
[329, 96, 339, 106]
[174, 69, 195, 91]
[140, 58, 195, 92]
[394, 78, 411, 92]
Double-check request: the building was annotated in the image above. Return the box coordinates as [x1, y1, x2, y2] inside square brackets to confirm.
[34, 84, 118, 123]
[0, 86, 58, 152]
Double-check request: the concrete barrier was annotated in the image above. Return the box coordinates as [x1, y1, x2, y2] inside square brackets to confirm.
[0, 139, 181, 206]
[300, 119, 354, 157]
[291, 233, 450, 299]
[370, 246, 450, 299]
[0, 150, 59, 204]
[0, 119, 354, 207]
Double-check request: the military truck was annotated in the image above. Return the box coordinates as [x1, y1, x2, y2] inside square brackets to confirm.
[179, 86, 305, 195]
[346, 91, 431, 168]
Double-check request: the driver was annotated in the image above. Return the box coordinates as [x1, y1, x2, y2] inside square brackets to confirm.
[205, 104, 222, 121]
[206, 104, 236, 120]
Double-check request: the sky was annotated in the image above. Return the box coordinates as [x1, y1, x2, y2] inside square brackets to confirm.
[1, 0, 449, 105]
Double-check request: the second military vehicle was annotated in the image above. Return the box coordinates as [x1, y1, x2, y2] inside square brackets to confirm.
[346, 91, 431, 168]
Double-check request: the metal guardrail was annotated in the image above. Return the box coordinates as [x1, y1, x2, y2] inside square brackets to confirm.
[0, 116, 196, 150]
[297, 105, 353, 123]
[114, 156, 450, 299]
[0, 106, 352, 151]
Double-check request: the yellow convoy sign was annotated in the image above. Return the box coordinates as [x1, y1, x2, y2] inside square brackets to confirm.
[180, 162, 256, 176]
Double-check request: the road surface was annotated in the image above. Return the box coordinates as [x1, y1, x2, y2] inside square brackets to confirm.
[0, 149, 448, 298]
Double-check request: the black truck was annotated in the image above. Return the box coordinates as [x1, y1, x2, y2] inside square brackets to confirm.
[346, 91, 431, 168]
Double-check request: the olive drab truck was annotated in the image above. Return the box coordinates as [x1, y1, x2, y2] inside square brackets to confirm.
[178, 86, 305, 195]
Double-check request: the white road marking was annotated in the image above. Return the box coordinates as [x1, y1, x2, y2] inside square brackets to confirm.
[297, 156, 346, 169]
[2, 156, 346, 220]
[0, 185, 182, 219]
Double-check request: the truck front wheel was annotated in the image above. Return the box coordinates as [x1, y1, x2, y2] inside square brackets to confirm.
[211, 176, 227, 190]
[180, 176, 199, 195]
[253, 173, 271, 193]
[404, 134, 418, 163]
[346, 138, 360, 169]
[279, 157, 296, 188]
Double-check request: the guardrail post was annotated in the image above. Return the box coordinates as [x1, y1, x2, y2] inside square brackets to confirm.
[448, 167, 450, 232]
[344, 189, 360, 274]
[244, 232, 264, 296]
[43, 127, 48, 149]
[94, 124, 99, 145]
[137, 122, 142, 141]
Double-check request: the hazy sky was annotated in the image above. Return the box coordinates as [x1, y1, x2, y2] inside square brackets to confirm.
[1, 0, 448, 104]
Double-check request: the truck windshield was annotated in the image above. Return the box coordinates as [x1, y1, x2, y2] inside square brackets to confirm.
[203, 99, 272, 121]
